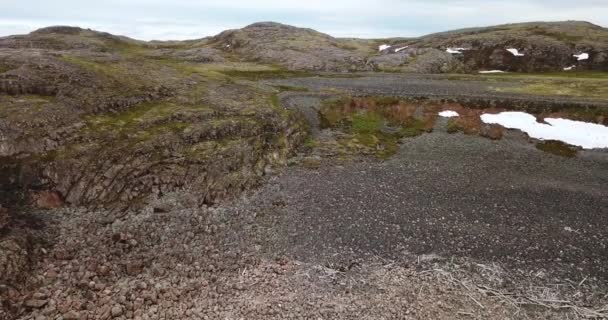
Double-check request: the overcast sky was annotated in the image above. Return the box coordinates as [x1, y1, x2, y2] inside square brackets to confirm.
[1, 0, 607, 40]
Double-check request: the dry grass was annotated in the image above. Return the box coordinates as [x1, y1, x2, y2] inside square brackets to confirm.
[431, 262, 608, 319]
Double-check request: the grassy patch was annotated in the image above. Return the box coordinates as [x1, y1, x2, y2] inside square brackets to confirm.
[536, 140, 578, 157]
[496, 81, 608, 99]
[318, 97, 435, 158]
[0, 65, 11, 73]
[60, 55, 155, 91]
[525, 27, 583, 43]
[400, 118, 428, 137]
[83, 101, 209, 141]
[451, 71, 608, 82]
[446, 119, 465, 134]
[219, 69, 314, 80]
[269, 94, 280, 109]
[351, 112, 382, 133]
[303, 136, 319, 149]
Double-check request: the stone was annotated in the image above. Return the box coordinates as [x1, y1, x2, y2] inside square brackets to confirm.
[30, 191, 64, 209]
[25, 299, 48, 308]
[63, 311, 80, 320]
[111, 305, 123, 317]
[125, 261, 144, 276]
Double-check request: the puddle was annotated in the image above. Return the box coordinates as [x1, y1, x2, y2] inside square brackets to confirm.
[317, 97, 438, 158]
[315, 97, 608, 158]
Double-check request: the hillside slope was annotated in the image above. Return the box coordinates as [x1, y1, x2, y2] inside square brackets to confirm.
[376, 21, 608, 72]
[205, 22, 375, 71]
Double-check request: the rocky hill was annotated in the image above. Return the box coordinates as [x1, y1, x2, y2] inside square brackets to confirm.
[189, 20, 608, 73]
[203, 22, 375, 71]
[402, 21, 608, 72]
[0, 26, 307, 209]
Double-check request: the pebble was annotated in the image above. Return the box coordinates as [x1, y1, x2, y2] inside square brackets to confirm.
[111, 305, 123, 317]
[25, 299, 48, 308]
[63, 311, 80, 320]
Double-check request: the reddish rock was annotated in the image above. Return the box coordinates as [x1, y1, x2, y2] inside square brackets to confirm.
[480, 124, 504, 140]
[125, 261, 144, 276]
[31, 191, 64, 209]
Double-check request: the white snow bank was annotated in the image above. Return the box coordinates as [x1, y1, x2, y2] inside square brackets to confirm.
[507, 48, 525, 56]
[573, 53, 589, 61]
[446, 48, 464, 54]
[438, 110, 459, 118]
[479, 70, 506, 74]
[480, 111, 608, 149]
[564, 65, 576, 71]
[395, 46, 409, 53]
[379, 44, 392, 52]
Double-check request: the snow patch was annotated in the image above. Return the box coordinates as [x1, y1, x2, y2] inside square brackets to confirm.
[438, 110, 459, 118]
[480, 111, 608, 149]
[446, 48, 465, 54]
[507, 48, 525, 56]
[395, 46, 409, 53]
[479, 70, 506, 74]
[573, 53, 589, 61]
[379, 44, 392, 52]
[563, 65, 576, 71]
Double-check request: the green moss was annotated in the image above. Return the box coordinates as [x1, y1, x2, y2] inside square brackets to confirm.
[536, 140, 578, 157]
[336, 43, 358, 51]
[351, 112, 382, 134]
[496, 81, 608, 99]
[446, 119, 464, 134]
[60, 55, 153, 92]
[318, 98, 433, 159]
[269, 94, 280, 109]
[304, 136, 319, 149]
[400, 118, 427, 137]
[0, 65, 11, 73]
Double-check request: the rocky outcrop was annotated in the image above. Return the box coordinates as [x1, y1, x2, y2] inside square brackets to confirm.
[210, 22, 372, 72]
[370, 48, 465, 73]
[415, 21, 608, 72]
[0, 26, 142, 52]
[144, 47, 225, 63]
[0, 28, 309, 209]
[39, 109, 306, 207]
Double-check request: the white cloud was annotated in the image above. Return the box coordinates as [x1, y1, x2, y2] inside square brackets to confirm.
[0, 0, 606, 40]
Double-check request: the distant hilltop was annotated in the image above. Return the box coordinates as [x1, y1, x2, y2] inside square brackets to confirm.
[1, 20, 607, 73]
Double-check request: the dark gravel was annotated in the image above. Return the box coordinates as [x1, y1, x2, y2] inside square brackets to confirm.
[247, 89, 608, 282]
[251, 130, 608, 280]
[269, 73, 608, 109]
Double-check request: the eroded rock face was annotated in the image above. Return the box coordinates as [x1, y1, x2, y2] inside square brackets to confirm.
[0, 28, 309, 209]
[0, 204, 49, 318]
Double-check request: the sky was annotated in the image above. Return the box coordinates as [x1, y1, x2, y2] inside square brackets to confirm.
[1, 0, 607, 40]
